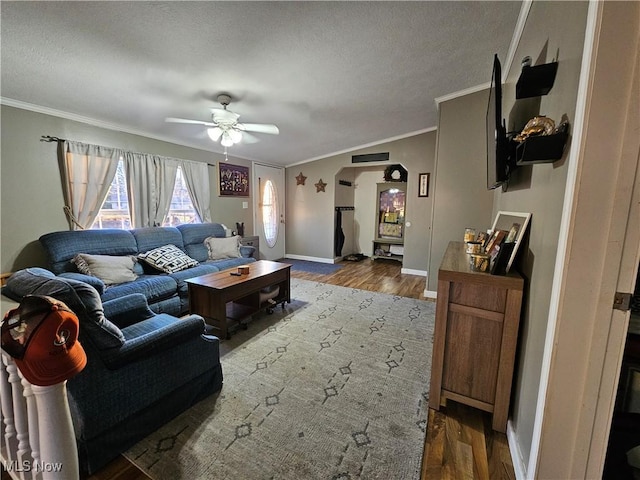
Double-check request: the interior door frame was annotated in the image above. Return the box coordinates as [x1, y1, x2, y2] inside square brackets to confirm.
[529, 2, 640, 478]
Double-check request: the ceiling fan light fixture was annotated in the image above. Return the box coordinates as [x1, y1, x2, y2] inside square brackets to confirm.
[229, 129, 242, 144]
[207, 127, 223, 142]
[220, 131, 234, 147]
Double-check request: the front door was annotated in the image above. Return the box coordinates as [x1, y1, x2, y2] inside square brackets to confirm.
[253, 163, 285, 261]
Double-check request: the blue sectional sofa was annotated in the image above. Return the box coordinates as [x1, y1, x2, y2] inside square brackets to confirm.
[38, 223, 256, 316]
[2, 267, 223, 475]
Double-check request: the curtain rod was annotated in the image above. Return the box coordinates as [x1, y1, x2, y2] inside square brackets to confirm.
[41, 135, 65, 143]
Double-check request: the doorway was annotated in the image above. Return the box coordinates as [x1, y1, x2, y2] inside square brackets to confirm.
[253, 163, 285, 261]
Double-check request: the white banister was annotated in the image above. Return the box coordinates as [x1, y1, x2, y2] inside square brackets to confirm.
[20, 378, 41, 480]
[1, 297, 79, 480]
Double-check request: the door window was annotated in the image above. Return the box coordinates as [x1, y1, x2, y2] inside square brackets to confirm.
[262, 179, 278, 247]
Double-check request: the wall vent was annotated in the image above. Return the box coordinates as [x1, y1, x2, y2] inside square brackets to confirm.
[352, 152, 389, 163]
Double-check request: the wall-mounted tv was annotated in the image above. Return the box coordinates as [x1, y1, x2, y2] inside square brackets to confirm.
[486, 54, 510, 190]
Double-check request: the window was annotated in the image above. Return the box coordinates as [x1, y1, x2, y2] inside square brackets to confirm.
[92, 163, 199, 229]
[162, 167, 199, 226]
[262, 179, 278, 247]
[91, 160, 131, 229]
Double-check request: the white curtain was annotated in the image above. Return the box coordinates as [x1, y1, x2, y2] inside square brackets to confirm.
[61, 141, 122, 230]
[180, 160, 211, 222]
[124, 153, 178, 227]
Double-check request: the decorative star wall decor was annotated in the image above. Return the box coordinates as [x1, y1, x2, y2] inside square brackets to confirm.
[315, 179, 327, 192]
[296, 172, 307, 185]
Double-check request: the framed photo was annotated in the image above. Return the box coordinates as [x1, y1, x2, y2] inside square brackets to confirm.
[490, 211, 532, 273]
[218, 162, 250, 197]
[418, 173, 430, 197]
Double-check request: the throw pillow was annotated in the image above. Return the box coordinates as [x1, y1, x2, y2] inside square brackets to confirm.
[204, 235, 241, 260]
[71, 254, 138, 285]
[138, 244, 199, 274]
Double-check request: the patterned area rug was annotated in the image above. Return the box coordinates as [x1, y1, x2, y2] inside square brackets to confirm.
[125, 279, 435, 480]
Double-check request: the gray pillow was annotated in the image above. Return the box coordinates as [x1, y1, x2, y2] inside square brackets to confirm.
[205, 235, 241, 260]
[72, 254, 138, 285]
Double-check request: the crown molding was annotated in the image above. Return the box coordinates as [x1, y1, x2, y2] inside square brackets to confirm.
[288, 126, 437, 167]
[434, 1, 533, 108]
[0, 96, 247, 158]
[434, 82, 492, 106]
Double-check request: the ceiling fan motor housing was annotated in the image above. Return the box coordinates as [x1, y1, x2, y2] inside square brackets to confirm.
[217, 94, 232, 108]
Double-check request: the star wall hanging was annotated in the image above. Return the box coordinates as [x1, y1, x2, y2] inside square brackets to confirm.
[296, 172, 307, 185]
[315, 179, 327, 192]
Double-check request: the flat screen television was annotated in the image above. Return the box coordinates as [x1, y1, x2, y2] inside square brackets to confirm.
[486, 54, 510, 190]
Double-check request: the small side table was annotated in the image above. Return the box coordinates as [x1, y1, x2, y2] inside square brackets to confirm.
[240, 235, 260, 258]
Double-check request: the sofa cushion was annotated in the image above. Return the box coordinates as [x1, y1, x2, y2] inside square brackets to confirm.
[40, 230, 138, 274]
[131, 227, 184, 254]
[205, 235, 241, 260]
[100, 275, 178, 304]
[138, 244, 199, 274]
[58, 272, 106, 295]
[204, 257, 256, 271]
[3, 268, 125, 350]
[72, 254, 138, 285]
[177, 223, 227, 262]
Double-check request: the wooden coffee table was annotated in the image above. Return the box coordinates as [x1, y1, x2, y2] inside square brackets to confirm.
[185, 260, 291, 339]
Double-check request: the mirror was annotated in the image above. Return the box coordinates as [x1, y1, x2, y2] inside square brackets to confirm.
[377, 186, 406, 240]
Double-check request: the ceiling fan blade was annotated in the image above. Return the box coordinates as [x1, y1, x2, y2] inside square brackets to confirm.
[241, 131, 260, 144]
[165, 117, 215, 126]
[238, 123, 280, 135]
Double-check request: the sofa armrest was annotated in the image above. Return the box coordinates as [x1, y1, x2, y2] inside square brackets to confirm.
[101, 315, 206, 369]
[58, 272, 105, 294]
[103, 294, 155, 328]
[239, 245, 255, 258]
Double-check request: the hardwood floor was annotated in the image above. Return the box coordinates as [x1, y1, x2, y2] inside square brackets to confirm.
[3, 258, 514, 480]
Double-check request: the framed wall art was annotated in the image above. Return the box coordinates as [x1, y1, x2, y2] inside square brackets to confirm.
[418, 173, 430, 197]
[490, 211, 532, 273]
[218, 162, 250, 197]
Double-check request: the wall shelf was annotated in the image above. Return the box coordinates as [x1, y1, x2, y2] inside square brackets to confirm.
[516, 61, 558, 99]
[515, 123, 569, 165]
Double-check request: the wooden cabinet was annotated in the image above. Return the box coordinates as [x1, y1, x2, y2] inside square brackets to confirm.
[429, 241, 524, 432]
[372, 182, 406, 262]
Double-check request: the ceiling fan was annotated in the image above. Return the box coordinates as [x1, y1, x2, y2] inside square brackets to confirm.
[166, 94, 279, 147]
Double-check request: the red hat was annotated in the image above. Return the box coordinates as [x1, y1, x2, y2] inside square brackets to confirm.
[1, 295, 87, 386]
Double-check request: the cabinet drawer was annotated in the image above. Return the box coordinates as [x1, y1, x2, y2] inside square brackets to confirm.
[450, 281, 506, 312]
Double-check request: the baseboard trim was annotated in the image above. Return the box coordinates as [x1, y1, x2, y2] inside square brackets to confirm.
[400, 268, 427, 277]
[507, 419, 527, 480]
[284, 254, 335, 264]
[423, 290, 437, 299]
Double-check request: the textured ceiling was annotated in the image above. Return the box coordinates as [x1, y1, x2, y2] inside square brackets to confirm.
[1, 1, 522, 166]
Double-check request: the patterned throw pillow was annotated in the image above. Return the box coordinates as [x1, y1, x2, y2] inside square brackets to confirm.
[138, 244, 199, 274]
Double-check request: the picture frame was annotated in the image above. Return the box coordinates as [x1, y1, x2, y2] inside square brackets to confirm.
[218, 162, 250, 197]
[490, 211, 532, 273]
[418, 173, 430, 197]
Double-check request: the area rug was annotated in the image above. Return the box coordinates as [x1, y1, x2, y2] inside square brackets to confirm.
[124, 279, 435, 480]
[278, 258, 344, 275]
